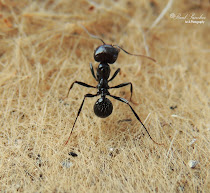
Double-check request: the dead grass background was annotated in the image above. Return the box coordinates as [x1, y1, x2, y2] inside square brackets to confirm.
[0, 0, 209, 192]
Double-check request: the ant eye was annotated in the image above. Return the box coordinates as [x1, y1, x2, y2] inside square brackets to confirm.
[94, 45, 119, 64]
[94, 98, 113, 118]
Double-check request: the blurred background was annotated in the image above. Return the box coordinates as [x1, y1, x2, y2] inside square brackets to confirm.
[0, 0, 209, 192]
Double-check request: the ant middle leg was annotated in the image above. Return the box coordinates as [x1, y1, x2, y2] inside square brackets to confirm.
[109, 82, 133, 102]
[66, 81, 96, 98]
[108, 94, 164, 146]
[65, 93, 98, 145]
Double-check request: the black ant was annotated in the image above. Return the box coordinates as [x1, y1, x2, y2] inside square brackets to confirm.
[64, 37, 163, 146]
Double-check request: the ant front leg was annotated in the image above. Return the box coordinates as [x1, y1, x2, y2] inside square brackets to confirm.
[65, 93, 98, 145]
[109, 82, 133, 101]
[108, 68, 120, 82]
[90, 63, 97, 80]
[108, 94, 164, 146]
[66, 81, 96, 98]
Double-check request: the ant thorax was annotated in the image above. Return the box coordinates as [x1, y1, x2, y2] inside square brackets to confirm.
[96, 63, 110, 80]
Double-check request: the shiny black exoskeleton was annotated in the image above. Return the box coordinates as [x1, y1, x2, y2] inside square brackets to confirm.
[65, 41, 163, 146]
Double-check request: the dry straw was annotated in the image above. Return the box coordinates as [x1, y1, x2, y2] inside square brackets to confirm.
[0, 0, 209, 192]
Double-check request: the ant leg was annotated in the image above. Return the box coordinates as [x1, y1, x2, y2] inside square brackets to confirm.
[65, 93, 98, 145]
[90, 63, 97, 80]
[66, 81, 96, 98]
[108, 68, 120, 82]
[108, 94, 164, 146]
[109, 82, 133, 101]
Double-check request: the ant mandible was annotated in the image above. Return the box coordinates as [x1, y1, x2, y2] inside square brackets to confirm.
[65, 37, 163, 146]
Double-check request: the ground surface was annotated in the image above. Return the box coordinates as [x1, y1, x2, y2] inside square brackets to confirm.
[0, 0, 209, 192]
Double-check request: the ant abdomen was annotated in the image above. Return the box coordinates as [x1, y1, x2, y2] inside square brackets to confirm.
[94, 97, 113, 118]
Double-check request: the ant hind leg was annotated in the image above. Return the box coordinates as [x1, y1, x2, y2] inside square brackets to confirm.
[65, 93, 98, 145]
[108, 94, 164, 146]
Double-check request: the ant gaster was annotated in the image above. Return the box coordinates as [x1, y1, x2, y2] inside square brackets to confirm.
[65, 38, 163, 146]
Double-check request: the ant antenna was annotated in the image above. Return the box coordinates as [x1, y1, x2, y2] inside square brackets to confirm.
[78, 24, 156, 63]
[78, 24, 106, 45]
[113, 45, 156, 62]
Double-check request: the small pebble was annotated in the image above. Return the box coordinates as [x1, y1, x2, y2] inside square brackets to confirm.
[109, 147, 114, 157]
[36, 154, 42, 167]
[14, 139, 22, 148]
[178, 185, 185, 192]
[188, 160, 198, 168]
[69, 152, 78, 157]
[189, 138, 196, 146]
[61, 160, 73, 168]
[170, 105, 177, 110]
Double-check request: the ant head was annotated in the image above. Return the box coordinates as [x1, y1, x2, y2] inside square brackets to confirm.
[78, 24, 156, 63]
[94, 44, 120, 64]
[94, 97, 113, 118]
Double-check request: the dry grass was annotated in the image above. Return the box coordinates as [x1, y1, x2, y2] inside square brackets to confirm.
[0, 0, 209, 192]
